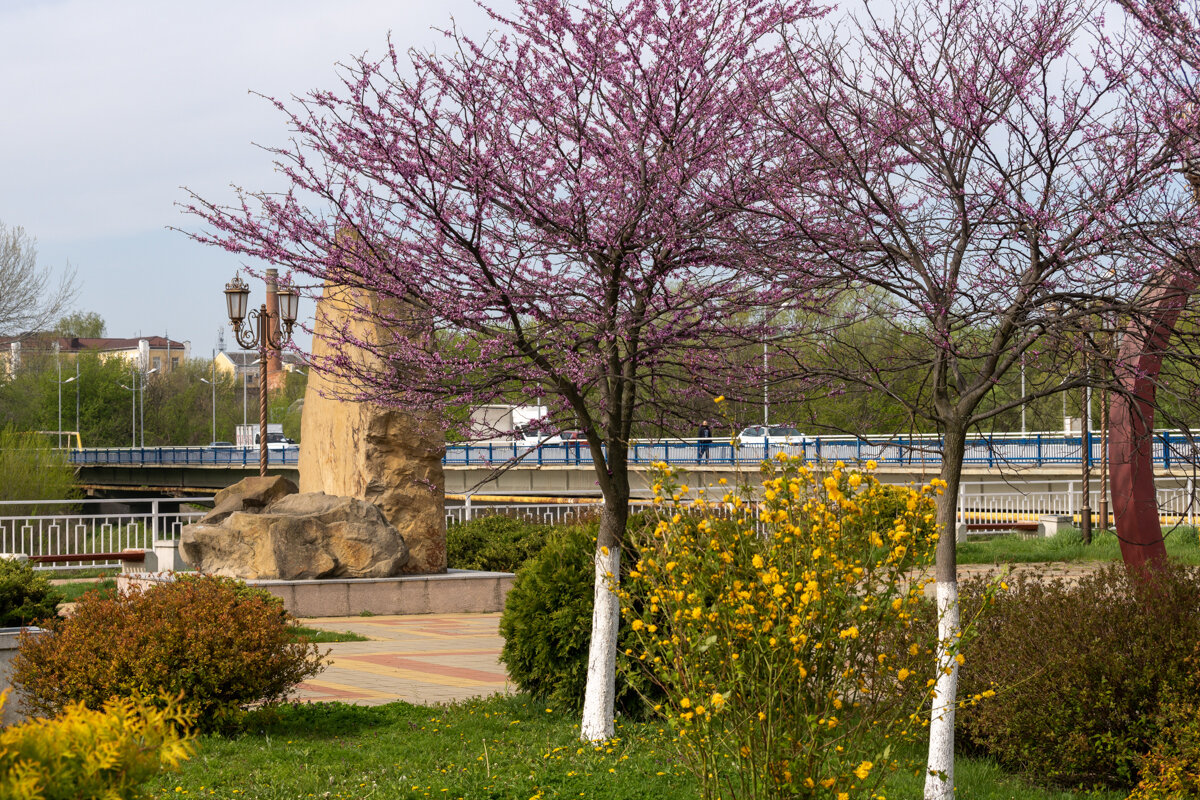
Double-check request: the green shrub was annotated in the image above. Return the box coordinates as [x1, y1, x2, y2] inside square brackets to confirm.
[0, 692, 193, 799]
[955, 562, 1200, 790]
[0, 559, 63, 627]
[447, 515, 554, 572]
[13, 574, 326, 732]
[499, 523, 659, 717]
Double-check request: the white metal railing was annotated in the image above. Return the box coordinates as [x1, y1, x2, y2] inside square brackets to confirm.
[0, 498, 212, 570]
[6, 475, 1196, 572]
[952, 478, 1199, 526]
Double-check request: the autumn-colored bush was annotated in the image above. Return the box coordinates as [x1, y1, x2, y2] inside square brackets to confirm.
[955, 562, 1200, 790]
[13, 575, 326, 732]
[0, 691, 193, 799]
[623, 458, 941, 800]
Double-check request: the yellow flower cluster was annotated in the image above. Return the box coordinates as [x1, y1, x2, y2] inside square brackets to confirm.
[622, 456, 940, 800]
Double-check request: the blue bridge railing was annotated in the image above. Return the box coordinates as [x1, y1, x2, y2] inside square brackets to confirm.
[70, 446, 300, 467]
[68, 431, 1200, 469]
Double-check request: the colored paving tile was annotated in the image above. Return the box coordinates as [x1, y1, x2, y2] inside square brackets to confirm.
[288, 613, 512, 707]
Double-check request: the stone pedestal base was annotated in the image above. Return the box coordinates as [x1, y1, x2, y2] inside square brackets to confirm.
[118, 569, 514, 618]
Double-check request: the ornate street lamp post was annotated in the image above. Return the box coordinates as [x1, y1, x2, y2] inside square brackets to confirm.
[223, 274, 299, 476]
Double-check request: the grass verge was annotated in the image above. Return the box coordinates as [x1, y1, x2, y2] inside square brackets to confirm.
[958, 525, 1200, 565]
[54, 578, 117, 604]
[289, 625, 369, 643]
[142, 695, 1122, 800]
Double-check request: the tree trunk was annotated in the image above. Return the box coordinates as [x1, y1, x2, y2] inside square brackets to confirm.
[579, 490, 629, 741]
[925, 422, 966, 800]
[1110, 271, 1195, 570]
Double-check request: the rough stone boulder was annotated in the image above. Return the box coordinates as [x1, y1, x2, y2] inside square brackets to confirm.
[199, 475, 298, 525]
[299, 281, 446, 574]
[181, 492, 409, 580]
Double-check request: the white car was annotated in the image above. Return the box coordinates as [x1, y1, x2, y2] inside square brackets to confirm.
[737, 426, 806, 448]
[257, 431, 297, 451]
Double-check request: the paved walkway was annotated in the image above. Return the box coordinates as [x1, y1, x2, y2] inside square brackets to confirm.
[291, 613, 512, 706]
[289, 562, 1110, 707]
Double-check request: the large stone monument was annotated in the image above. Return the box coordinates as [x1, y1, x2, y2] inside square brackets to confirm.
[298, 281, 447, 574]
[180, 476, 410, 580]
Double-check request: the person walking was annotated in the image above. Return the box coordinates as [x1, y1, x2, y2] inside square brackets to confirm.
[697, 419, 712, 463]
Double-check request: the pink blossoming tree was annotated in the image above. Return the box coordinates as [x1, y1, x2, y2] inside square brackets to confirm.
[186, 0, 819, 741]
[764, 0, 1200, 795]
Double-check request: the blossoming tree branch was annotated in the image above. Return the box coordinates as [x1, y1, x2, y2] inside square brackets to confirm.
[186, 0, 823, 743]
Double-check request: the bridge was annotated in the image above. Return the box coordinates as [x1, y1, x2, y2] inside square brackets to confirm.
[67, 431, 1200, 502]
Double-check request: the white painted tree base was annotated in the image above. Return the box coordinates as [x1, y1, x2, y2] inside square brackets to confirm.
[924, 580, 959, 800]
[580, 546, 621, 742]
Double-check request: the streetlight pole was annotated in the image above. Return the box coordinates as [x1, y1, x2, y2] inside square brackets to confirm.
[138, 367, 158, 448]
[223, 274, 299, 476]
[762, 340, 768, 426]
[1081, 369, 1092, 545]
[1020, 356, 1026, 435]
[58, 375, 77, 447]
[200, 352, 217, 445]
[55, 341, 61, 449]
[121, 371, 136, 448]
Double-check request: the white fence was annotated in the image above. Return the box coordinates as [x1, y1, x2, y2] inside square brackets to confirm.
[0, 498, 211, 570]
[951, 478, 1198, 526]
[3, 476, 1196, 572]
[449, 478, 1200, 530]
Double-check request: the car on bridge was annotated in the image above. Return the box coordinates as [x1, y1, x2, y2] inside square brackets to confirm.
[737, 426, 807, 452]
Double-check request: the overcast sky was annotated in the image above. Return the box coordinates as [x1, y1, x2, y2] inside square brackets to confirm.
[0, 0, 504, 353]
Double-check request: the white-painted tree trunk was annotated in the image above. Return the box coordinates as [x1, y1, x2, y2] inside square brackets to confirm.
[580, 545, 621, 741]
[924, 580, 960, 800]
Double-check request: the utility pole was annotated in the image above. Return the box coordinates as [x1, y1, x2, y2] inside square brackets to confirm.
[1081, 374, 1092, 545]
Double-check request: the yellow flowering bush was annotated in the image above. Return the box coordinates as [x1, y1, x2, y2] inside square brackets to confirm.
[0, 690, 193, 799]
[622, 457, 941, 800]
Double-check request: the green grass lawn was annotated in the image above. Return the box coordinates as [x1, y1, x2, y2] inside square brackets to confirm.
[958, 524, 1200, 565]
[54, 577, 117, 603]
[142, 695, 1122, 800]
[44, 567, 120, 580]
[289, 625, 369, 644]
